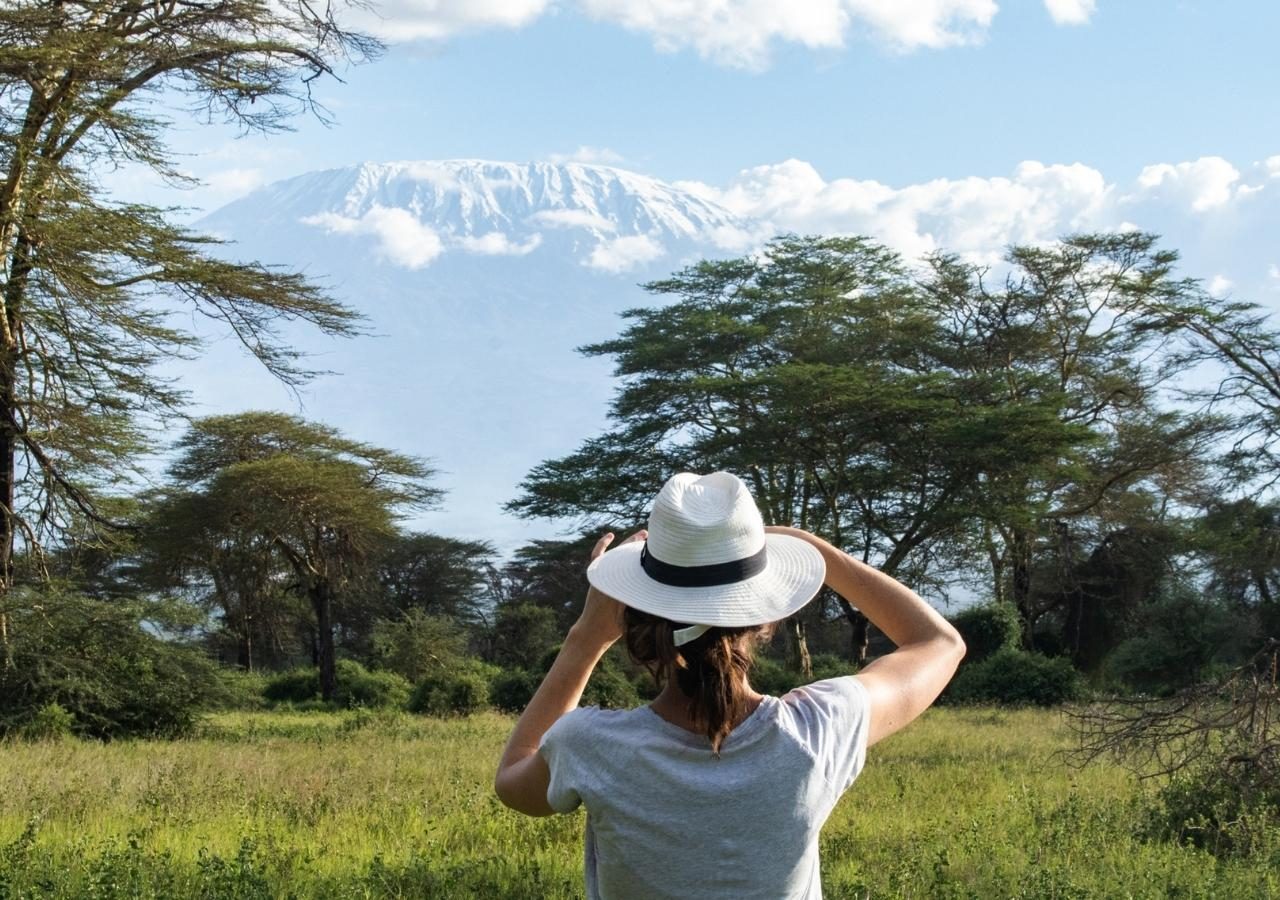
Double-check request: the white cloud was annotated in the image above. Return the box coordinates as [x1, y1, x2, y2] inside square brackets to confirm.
[204, 167, 267, 198]
[530, 208, 617, 231]
[694, 157, 1111, 263]
[577, 0, 997, 67]
[586, 234, 665, 272]
[1135, 157, 1241, 213]
[549, 146, 626, 166]
[300, 206, 444, 269]
[684, 153, 1280, 277]
[458, 232, 543, 255]
[352, 0, 552, 42]
[1208, 274, 1233, 297]
[1043, 0, 1095, 26]
[355, 1, 1001, 66]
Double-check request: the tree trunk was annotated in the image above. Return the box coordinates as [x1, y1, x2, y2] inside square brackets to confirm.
[311, 581, 337, 700]
[787, 616, 812, 679]
[1009, 529, 1035, 649]
[838, 597, 871, 665]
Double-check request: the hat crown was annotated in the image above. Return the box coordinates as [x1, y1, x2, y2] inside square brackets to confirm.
[645, 472, 765, 567]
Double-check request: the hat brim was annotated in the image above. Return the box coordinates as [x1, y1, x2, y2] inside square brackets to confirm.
[586, 533, 826, 627]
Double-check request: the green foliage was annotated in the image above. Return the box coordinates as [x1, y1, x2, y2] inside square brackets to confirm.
[489, 668, 539, 713]
[1143, 763, 1280, 857]
[207, 669, 271, 711]
[261, 669, 321, 706]
[408, 663, 499, 716]
[750, 656, 803, 696]
[1104, 585, 1247, 695]
[490, 603, 561, 670]
[0, 590, 222, 739]
[949, 602, 1022, 663]
[370, 609, 470, 683]
[333, 660, 412, 710]
[17, 702, 75, 742]
[946, 648, 1082, 706]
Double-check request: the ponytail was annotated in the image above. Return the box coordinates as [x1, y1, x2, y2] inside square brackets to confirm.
[623, 607, 774, 755]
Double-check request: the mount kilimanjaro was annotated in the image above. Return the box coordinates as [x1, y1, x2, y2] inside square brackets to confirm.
[187, 160, 757, 550]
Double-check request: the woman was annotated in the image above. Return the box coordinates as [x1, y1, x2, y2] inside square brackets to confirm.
[495, 471, 965, 898]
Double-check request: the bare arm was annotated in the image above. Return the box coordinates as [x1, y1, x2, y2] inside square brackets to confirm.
[493, 530, 645, 816]
[767, 526, 966, 747]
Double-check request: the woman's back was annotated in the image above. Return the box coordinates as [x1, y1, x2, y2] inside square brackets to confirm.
[539, 677, 872, 900]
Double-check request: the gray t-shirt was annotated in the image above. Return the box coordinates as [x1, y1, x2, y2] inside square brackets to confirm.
[537, 676, 872, 899]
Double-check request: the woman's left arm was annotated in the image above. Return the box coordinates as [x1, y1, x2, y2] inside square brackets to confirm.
[493, 530, 644, 816]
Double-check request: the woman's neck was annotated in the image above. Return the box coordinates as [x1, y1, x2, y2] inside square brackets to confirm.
[648, 678, 765, 733]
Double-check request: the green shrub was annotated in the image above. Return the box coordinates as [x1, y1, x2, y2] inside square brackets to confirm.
[1143, 763, 1280, 857]
[489, 668, 539, 712]
[810, 653, 857, 681]
[949, 602, 1022, 664]
[333, 660, 412, 709]
[408, 665, 494, 716]
[370, 610, 470, 683]
[1103, 586, 1247, 695]
[17, 702, 75, 741]
[581, 665, 641, 709]
[0, 590, 223, 739]
[946, 648, 1081, 706]
[261, 668, 321, 705]
[208, 668, 270, 711]
[751, 656, 803, 696]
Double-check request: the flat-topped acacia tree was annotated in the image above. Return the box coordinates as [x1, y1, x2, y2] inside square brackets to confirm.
[0, 0, 381, 659]
[152, 412, 441, 701]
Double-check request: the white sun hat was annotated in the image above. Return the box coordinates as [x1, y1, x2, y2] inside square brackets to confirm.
[586, 471, 827, 646]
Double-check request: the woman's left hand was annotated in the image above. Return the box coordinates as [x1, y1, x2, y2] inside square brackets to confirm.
[571, 529, 646, 648]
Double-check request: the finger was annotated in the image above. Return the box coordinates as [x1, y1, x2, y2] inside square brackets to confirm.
[590, 532, 615, 561]
[620, 528, 648, 546]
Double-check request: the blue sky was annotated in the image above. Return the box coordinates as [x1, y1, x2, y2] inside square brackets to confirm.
[142, 0, 1279, 210]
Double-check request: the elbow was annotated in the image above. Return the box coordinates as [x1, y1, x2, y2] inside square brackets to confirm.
[939, 623, 967, 666]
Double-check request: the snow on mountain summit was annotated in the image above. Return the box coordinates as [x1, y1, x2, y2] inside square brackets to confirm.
[198, 159, 754, 273]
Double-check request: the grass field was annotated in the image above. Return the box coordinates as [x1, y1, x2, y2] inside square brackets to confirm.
[0, 705, 1276, 898]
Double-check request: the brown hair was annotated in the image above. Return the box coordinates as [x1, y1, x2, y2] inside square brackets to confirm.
[623, 606, 775, 755]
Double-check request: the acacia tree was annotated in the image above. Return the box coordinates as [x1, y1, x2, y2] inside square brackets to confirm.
[0, 0, 379, 662]
[918, 233, 1223, 645]
[510, 235, 1083, 667]
[155, 412, 440, 699]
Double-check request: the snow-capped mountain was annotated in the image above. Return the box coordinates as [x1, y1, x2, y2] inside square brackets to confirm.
[185, 161, 758, 551]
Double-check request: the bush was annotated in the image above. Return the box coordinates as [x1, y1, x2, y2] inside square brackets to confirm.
[491, 603, 561, 670]
[370, 610, 469, 683]
[333, 659, 412, 709]
[810, 653, 857, 681]
[490, 668, 538, 713]
[208, 668, 270, 711]
[17, 702, 75, 741]
[1143, 763, 1280, 857]
[261, 668, 321, 705]
[408, 663, 497, 716]
[949, 602, 1023, 664]
[946, 648, 1082, 706]
[751, 656, 803, 696]
[0, 590, 223, 739]
[1103, 586, 1247, 695]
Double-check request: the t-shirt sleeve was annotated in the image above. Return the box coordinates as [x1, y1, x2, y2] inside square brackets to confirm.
[780, 675, 872, 794]
[537, 710, 587, 814]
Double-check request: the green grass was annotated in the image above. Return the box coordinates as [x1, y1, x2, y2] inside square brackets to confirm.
[0, 706, 1276, 898]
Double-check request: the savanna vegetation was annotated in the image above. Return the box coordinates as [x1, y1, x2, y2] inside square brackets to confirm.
[1, 0, 1278, 895]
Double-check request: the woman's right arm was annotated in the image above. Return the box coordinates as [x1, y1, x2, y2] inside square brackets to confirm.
[767, 526, 966, 747]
